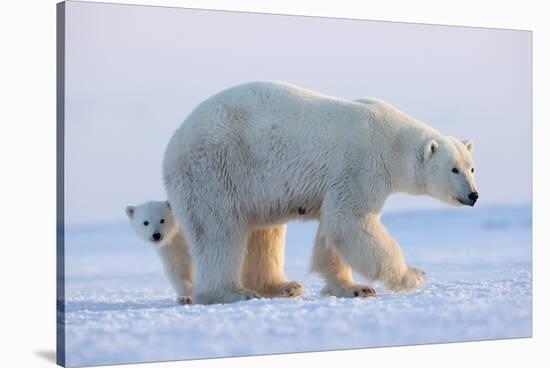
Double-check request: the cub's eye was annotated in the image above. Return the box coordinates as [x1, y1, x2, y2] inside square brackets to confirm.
[452, 168, 459, 174]
[143, 221, 149, 226]
[471, 168, 475, 173]
[160, 219, 165, 224]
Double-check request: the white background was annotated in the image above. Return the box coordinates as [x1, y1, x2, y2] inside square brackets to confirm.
[0, 0, 547, 367]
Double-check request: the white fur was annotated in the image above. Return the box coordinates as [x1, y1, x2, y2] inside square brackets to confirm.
[163, 81, 478, 304]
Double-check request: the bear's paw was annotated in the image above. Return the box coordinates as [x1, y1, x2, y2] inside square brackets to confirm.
[177, 295, 193, 305]
[262, 281, 304, 298]
[321, 283, 376, 298]
[194, 288, 261, 305]
[385, 266, 425, 292]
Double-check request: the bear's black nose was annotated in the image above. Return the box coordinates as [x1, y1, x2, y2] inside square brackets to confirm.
[152, 232, 161, 241]
[468, 191, 478, 203]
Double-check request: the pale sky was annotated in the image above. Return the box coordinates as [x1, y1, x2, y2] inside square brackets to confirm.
[64, 1, 532, 225]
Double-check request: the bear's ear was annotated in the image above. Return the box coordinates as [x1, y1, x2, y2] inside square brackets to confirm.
[125, 206, 135, 219]
[423, 139, 438, 161]
[463, 139, 474, 153]
[165, 201, 171, 210]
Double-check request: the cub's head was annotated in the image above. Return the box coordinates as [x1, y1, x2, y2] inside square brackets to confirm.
[422, 136, 478, 207]
[125, 200, 178, 247]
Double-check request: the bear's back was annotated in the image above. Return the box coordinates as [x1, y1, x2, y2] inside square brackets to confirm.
[178, 81, 375, 147]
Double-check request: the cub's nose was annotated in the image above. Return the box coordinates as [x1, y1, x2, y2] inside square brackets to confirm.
[468, 191, 479, 203]
[152, 232, 162, 241]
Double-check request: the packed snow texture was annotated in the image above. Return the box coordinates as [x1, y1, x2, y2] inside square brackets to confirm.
[62, 205, 532, 367]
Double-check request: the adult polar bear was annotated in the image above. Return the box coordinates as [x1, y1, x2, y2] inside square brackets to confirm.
[163, 81, 478, 304]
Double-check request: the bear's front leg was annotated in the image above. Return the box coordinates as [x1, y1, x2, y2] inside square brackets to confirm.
[321, 213, 425, 292]
[174, 278, 193, 305]
[311, 226, 376, 298]
[158, 232, 195, 304]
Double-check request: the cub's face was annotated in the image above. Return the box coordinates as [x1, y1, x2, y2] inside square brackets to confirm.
[125, 201, 177, 247]
[422, 136, 478, 207]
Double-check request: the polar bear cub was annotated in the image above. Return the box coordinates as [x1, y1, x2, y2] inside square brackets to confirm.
[125, 200, 193, 305]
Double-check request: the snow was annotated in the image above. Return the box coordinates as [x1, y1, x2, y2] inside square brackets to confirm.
[61, 204, 532, 367]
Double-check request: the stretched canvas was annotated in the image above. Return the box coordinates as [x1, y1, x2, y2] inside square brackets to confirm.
[57, 1, 532, 367]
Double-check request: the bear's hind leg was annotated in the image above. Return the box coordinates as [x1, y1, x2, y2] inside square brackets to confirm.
[190, 222, 260, 305]
[242, 225, 304, 298]
[311, 226, 376, 298]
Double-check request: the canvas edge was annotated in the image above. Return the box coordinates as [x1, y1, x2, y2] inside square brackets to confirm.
[56, 1, 66, 367]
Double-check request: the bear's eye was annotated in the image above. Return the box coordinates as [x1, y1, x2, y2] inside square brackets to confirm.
[160, 219, 165, 224]
[471, 168, 475, 173]
[143, 221, 149, 226]
[452, 168, 459, 174]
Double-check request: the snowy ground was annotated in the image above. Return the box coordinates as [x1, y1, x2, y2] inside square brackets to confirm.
[61, 204, 532, 367]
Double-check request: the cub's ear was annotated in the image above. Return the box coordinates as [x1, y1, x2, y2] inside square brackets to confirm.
[423, 139, 438, 161]
[165, 200, 171, 209]
[463, 139, 474, 153]
[125, 206, 135, 219]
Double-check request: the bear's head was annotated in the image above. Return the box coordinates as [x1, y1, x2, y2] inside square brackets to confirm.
[125, 200, 178, 247]
[422, 136, 478, 207]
